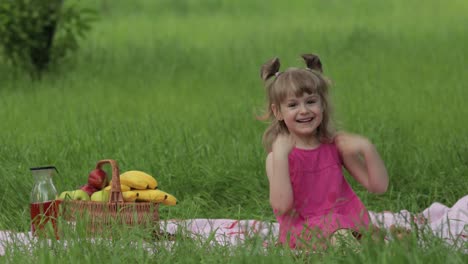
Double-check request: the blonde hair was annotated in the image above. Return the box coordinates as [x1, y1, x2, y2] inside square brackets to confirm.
[258, 54, 336, 152]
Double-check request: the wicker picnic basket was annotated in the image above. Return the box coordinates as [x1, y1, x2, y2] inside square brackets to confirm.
[60, 159, 159, 234]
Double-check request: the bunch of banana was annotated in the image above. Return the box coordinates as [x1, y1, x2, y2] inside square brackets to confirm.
[116, 170, 177, 206]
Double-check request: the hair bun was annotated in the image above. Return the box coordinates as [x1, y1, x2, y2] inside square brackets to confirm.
[260, 57, 281, 81]
[301, 54, 323, 73]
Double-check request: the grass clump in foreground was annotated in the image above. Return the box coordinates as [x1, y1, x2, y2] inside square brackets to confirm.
[1, 217, 467, 263]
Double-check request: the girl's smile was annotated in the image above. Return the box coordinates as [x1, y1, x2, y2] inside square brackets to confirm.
[296, 117, 313, 123]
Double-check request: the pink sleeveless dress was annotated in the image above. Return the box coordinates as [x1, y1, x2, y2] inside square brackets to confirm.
[275, 143, 370, 248]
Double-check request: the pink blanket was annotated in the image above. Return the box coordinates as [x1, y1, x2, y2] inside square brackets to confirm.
[1, 195, 467, 255]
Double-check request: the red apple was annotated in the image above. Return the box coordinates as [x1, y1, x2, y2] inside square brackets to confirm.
[87, 168, 108, 190]
[80, 184, 99, 196]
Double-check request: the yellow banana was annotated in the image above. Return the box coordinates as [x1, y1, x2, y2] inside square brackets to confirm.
[162, 193, 177, 206]
[104, 183, 131, 192]
[119, 178, 147, 189]
[120, 170, 158, 190]
[134, 189, 167, 203]
[122, 191, 138, 202]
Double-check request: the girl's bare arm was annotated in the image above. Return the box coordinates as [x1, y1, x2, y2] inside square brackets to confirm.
[266, 152, 294, 215]
[335, 132, 389, 194]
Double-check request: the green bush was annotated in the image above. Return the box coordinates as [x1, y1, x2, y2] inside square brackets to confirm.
[0, 0, 96, 77]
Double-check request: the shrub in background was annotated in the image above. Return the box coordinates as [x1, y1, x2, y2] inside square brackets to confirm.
[0, 0, 96, 77]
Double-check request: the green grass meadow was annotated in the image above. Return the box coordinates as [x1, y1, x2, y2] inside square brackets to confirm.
[1, 0, 467, 262]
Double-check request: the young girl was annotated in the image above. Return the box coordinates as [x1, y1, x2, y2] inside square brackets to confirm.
[259, 54, 389, 249]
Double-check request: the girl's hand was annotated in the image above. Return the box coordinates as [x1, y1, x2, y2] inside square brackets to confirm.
[334, 132, 369, 157]
[272, 133, 296, 158]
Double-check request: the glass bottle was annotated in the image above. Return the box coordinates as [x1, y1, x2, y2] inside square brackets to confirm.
[30, 166, 60, 238]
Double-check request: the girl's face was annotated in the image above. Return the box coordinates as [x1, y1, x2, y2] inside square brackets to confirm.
[274, 92, 323, 141]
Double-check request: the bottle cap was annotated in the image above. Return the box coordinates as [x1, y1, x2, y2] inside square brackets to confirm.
[30, 166, 59, 173]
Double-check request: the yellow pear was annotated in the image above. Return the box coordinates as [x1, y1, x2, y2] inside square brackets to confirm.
[91, 190, 110, 202]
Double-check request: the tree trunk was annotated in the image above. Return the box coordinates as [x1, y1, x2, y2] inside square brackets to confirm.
[29, 0, 63, 73]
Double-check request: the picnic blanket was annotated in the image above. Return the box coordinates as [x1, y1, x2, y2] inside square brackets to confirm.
[1, 195, 467, 255]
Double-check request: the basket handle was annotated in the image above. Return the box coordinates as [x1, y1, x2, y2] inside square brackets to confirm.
[96, 159, 124, 203]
